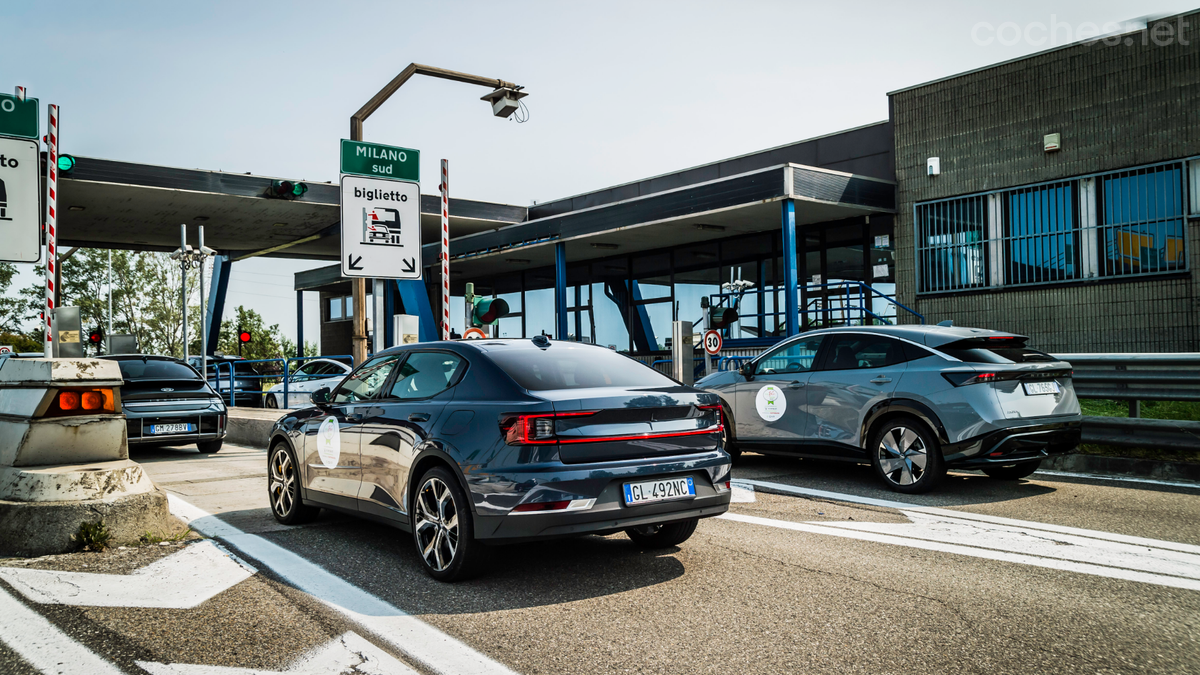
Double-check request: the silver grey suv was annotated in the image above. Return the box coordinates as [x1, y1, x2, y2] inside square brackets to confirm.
[697, 325, 1082, 493]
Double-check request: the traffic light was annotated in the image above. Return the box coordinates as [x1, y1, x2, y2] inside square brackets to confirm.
[238, 330, 252, 344]
[87, 327, 104, 346]
[470, 297, 510, 326]
[267, 180, 308, 199]
[709, 307, 738, 329]
[57, 154, 76, 173]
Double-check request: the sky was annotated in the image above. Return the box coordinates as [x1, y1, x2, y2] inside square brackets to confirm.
[3, 0, 1194, 345]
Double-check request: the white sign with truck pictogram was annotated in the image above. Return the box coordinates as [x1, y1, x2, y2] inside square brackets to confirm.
[0, 137, 40, 263]
[340, 174, 421, 279]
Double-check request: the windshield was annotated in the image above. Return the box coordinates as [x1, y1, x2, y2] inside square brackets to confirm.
[486, 345, 675, 391]
[938, 339, 1055, 364]
[116, 359, 201, 381]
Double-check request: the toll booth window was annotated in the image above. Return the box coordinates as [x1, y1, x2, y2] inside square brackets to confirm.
[327, 296, 353, 321]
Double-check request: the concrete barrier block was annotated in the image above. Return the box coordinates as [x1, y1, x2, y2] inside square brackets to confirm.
[0, 417, 128, 467]
[0, 489, 180, 557]
[0, 358, 123, 387]
[0, 459, 155, 502]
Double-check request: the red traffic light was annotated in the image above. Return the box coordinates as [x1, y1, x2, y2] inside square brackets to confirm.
[87, 330, 103, 345]
[238, 331, 252, 343]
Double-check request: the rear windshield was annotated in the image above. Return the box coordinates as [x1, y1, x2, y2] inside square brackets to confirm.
[938, 339, 1055, 364]
[485, 345, 676, 391]
[116, 359, 201, 380]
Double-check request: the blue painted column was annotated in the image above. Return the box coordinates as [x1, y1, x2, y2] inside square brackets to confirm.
[383, 281, 396, 347]
[781, 200, 799, 337]
[395, 279, 439, 343]
[295, 290, 304, 357]
[205, 255, 231, 355]
[554, 242, 568, 340]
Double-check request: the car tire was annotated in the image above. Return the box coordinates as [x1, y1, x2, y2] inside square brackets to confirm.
[625, 517, 699, 548]
[269, 442, 320, 525]
[196, 440, 223, 454]
[412, 466, 483, 582]
[870, 417, 945, 494]
[983, 460, 1041, 481]
[265, 394, 278, 409]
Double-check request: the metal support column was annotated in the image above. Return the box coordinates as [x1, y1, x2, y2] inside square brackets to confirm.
[781, 199, 799, 337]
[383, 281, 396, 348]
[295, 290, 304, 358]
[554, 242, 568, 340]
[395, 279, 439, 343]
[205, 255, 231, 356]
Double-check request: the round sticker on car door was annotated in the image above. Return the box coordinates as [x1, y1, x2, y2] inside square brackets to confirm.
[755, 384, 786, 422]
[317, 416, 340, 468]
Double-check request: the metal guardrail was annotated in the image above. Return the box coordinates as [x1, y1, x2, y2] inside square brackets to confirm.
[205, 355, 353, 408]
[1053, 353, 1200, 405]
[1081, 416, 1200, 451]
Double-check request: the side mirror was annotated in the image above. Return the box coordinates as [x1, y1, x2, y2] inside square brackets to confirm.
[740, 363, 755, 379]
[310, 387, 331, 405]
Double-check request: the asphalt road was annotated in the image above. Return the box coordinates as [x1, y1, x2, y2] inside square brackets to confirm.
[2, 442, 1198, 674]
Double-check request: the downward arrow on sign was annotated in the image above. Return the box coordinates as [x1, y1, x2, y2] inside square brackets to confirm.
[0, 540, 255, 609]
[401, 258, 415, 274]
[348, 255, 364, 271]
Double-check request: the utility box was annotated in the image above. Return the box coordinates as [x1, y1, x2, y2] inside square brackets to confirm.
[393, 314, 420, 345]
[107, 334, 138, 354]
[51, 306, 83, 358]
[671, 320, 694, 386]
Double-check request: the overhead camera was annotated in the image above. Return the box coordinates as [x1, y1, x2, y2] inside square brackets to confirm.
[480, 86, 528, 118]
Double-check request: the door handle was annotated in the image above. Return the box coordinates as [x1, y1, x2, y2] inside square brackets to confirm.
[788, 381, 805, 388]
[408, 413, 431, 422]
[870, 377, 892, 384]
[346, 413, 364, 422]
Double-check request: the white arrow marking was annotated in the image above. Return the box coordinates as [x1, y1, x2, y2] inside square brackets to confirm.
[168, 494, 520, 675]
[0, 584, 124, 675]
[137, 631, 418, 675]
[0, 540, 255, 609]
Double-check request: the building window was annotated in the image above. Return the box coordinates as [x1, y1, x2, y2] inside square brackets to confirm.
[1098, 164, 1186, 278]
[327, 296, 352, 321]
[915, 195, 987, 292]
[915, 160, 1188, 295]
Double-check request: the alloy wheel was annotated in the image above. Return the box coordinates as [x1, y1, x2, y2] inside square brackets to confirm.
[269, 446, 297, 518]
[414, 477, 459, 572]
[877, 426, 928, 487]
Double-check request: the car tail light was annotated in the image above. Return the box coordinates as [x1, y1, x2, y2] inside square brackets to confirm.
[500, 407, 722, 445]
[45, 388, 116, 417]
[511, 500, 571, 512]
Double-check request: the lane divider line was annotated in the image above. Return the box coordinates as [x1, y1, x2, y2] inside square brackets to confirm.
[167, 494, 520, 675]
[732, 478, 1200, 555]
[0, 583, 124, 675]
[1034, 469, 1200, 490]
[718, 512, 1200, 591]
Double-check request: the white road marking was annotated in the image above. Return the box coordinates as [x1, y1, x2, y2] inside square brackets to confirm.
[137, 631, 418, 674]
[0, 583, 124, 675]
[168, 494, 520, 675]
[1034, 469, 1200, 490]
[733, 478, 1200, 554]
[720, 512, 1200, 591]
[0, 540, 255, 609]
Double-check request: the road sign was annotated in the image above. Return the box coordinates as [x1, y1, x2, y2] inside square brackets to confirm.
[340, 139, 419, 182]
[462, 327, 487, 340]
[0, 94, 38, 139]
[0, 346, 12, 354]
[0, 137, 41, 263]
[340, 175, 421, 279]
[703, 330, 722, 356]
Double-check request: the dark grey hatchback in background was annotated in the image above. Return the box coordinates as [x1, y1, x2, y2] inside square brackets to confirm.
[699, 325, 1081, 493]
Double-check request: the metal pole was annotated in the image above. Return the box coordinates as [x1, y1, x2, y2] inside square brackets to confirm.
[180, 224, 188, 363]
[441, 159, 450, 341]
[198, 226, 207, 380]
[107, 249, 112, 337]
[43, 104, 59, 358]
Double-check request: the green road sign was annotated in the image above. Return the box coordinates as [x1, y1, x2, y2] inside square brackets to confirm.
[340, 139, 419, 182]
[0, 95, 38, 139]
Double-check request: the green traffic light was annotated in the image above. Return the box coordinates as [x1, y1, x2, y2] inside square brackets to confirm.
[57, 154, 76, 172]
[291, 182, 307, 196]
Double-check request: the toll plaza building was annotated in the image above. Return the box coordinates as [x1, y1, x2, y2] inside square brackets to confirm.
[50, 12, 1200, 362]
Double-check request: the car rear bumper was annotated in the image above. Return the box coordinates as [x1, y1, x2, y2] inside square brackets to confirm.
[944, 420, 1081, 468]
[125, 411, 227, 445]
[470, 451, 732, 542]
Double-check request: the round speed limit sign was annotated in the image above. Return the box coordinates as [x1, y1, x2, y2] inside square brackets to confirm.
[703, 330, 722, 356]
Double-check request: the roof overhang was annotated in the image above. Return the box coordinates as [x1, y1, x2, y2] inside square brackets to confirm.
[425, 163, 895, 279]
[56, 156, 526, 260]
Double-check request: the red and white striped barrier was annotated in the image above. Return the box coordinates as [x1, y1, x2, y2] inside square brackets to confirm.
[43, 104, 59, 358]
[440, 159, 450, 341]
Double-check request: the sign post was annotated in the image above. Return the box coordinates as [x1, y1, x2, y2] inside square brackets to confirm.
[43, 104, 59, 358]
[440, 160, 449, 341]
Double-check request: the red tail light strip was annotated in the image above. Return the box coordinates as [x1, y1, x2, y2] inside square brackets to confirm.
[502, 407, 723, 445]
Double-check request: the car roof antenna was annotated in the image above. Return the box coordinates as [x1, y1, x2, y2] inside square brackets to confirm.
[531, 335, 551, 349]
[936, 319, 954, 327]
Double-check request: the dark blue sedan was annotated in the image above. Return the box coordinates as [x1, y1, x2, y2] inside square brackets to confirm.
[268, 336, 732, 581]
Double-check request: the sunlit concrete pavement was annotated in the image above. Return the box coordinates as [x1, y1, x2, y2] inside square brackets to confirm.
[1, 442, 1197, 674]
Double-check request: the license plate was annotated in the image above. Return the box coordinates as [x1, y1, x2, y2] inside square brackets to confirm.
[1022, 381, 1060, 396]
[150, 423, 193, 435]
[623, 477, 695, 506]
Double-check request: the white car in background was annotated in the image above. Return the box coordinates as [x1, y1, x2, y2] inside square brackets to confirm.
[265, 358, 352, 409]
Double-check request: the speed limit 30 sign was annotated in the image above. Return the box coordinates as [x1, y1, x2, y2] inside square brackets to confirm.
[702, 330, 722, 355]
